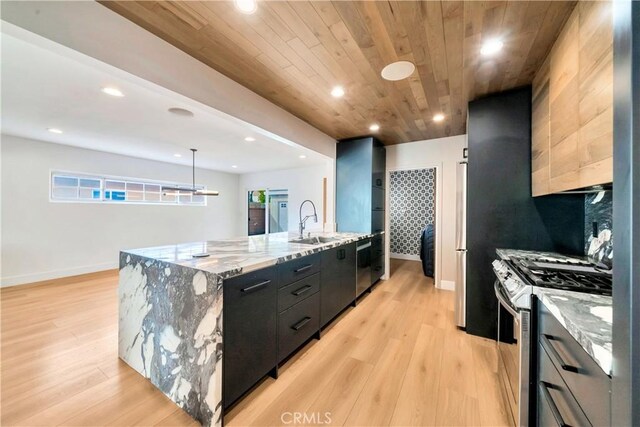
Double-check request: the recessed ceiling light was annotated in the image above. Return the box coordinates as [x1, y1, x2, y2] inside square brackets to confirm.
[101, 87, 124, 97]
[48, 128, 63, 134]
[244, 136, 256, 142]
[331, 86, 345, 98]
[480, 38, 504, 56]
[299, 155, 307, 159]
[174, 153, 182, 158]
[168, 107, 194, 117]
[433, 113, 445, 122]
[232, 165, 238, 168]
[369, 124, 380, 132]
[234, 0, 257, 14]
[381, 61, 415, 81]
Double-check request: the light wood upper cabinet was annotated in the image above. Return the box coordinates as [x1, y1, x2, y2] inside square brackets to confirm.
[532, 55, 550, 197]
[532, 1, 613, 196]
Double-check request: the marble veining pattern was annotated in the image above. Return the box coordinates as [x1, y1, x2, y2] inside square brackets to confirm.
[119, 253, 223, 426]
[119, 232, 375, 426]
[585, 191, 613, 268]
[535, 288, 612, 375]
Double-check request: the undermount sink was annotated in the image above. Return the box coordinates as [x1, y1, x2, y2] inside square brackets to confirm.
[289, 236, 341, 245]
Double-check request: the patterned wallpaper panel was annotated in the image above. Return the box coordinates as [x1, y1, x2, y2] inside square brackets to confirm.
[389, 168, 436, 256]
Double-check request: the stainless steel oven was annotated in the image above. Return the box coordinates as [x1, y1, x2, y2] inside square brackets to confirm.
[495, 280, 530, 427]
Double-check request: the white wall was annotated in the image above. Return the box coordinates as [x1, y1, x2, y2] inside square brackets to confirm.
[1, 134, 241, 286]
[1, 2, 337, 159]
[386, 135, 467, 290]
[239, 162, 335, 235]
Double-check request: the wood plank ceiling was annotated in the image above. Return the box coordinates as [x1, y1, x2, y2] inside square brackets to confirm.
[100, 1, 576, 145]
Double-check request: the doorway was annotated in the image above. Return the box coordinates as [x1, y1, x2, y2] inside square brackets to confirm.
[247, 189, 288, 236]
[388, 168, 437, 278]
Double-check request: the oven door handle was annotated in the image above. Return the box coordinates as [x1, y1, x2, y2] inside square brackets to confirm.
[494, 280, 519, 318]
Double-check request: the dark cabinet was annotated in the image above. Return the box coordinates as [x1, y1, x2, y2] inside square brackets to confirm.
[279, 252, 320, 286]
[278, 292, 320, 361]
[336, 136, 386, 234]
[466, 88, 585, 339]
[371, 235, 385, 284]
[371, 256, 384, 284]
[223, 265, 278, 408]
[223, 244, 360, 408]
[337, 136, 386, 285]
[277, 253, 322, 362]
[278, 273, 320, 312]
[536, 299, 611, 426]
[320, 242, 356, 327]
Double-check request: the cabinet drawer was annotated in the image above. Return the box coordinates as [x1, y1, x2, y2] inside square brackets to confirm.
[279, 253, 321, 287]
[372, 187, 385, 211]
[539, 302, 610, 426]
[538, 345, 591, 427]
[372, 211, 385, 234]
[371, 235, 385, 258]
[278, 292, 320, 361]
[223, 266, 278, 408]
[372, 255, 384, 283]
[278, 273, 320, 313]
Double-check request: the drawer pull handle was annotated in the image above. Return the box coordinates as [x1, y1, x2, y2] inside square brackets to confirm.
[542, 334, 579, 373]
[294, 264, 313, 273]
[539, 381, 569, 427]
[291, 317, 311, 331]
[241, 280, 271, 293]
[292, 285, 312, 296]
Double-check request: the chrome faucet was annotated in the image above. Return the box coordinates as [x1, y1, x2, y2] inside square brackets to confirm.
[298, 199, 318, 238]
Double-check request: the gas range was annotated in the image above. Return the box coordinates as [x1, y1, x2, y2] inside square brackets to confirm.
[492, 249, 613, 310]
[510, 257, 612, 296]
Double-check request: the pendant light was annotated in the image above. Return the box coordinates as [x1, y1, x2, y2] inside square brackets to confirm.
[163, 148, 219, 196]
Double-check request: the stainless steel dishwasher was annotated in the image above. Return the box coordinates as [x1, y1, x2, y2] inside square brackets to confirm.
[356, 239, 371, 297]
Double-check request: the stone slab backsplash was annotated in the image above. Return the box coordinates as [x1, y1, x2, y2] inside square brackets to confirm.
[585, 191, 613, 267]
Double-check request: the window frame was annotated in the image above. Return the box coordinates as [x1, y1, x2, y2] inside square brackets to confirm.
[49, 170, 207, 206]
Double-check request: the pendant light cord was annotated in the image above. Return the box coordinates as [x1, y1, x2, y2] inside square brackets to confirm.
[191, 148, 197, 190]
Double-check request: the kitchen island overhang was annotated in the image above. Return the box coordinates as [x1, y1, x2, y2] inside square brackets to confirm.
[118, 232, 377, 426]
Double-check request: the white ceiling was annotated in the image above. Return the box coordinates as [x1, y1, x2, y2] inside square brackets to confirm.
[0, 29, 330, 174]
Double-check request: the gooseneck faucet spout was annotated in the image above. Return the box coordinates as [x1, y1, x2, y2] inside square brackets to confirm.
[298, 200, 318, 238]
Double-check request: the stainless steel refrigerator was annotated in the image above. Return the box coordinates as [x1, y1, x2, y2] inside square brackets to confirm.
[455, 161, 467, 328]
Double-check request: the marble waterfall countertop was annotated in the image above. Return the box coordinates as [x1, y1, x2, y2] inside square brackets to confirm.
[535, 288, 612, 375]
[123, 231, 377, 278]
[118, 231, 376, 427]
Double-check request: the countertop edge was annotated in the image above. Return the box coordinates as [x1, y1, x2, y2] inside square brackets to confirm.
[120, 232, 379, 282]
[536, 289, 612, 376]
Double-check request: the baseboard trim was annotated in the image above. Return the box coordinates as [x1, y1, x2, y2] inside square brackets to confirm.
[438, 280, 455, 291]
[1, 262, 118, 288]
[389, 253, 420, 261]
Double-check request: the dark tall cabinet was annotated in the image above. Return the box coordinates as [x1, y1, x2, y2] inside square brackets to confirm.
[465, 88, 585, 339]
[336, 136, 386, 283]
[336, 137, 386, 234]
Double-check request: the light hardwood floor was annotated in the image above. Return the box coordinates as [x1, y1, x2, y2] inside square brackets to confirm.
[1, 259, 510, 426]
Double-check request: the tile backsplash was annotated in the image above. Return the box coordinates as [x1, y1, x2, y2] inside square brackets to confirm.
[584, 191, 613, 267]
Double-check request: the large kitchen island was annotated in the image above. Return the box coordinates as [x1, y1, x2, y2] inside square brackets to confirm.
[118, 231, 380, 426]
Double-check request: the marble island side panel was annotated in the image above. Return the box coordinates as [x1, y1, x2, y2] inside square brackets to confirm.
[118, 252, 223, 427]
[118, 232, 376, 426]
